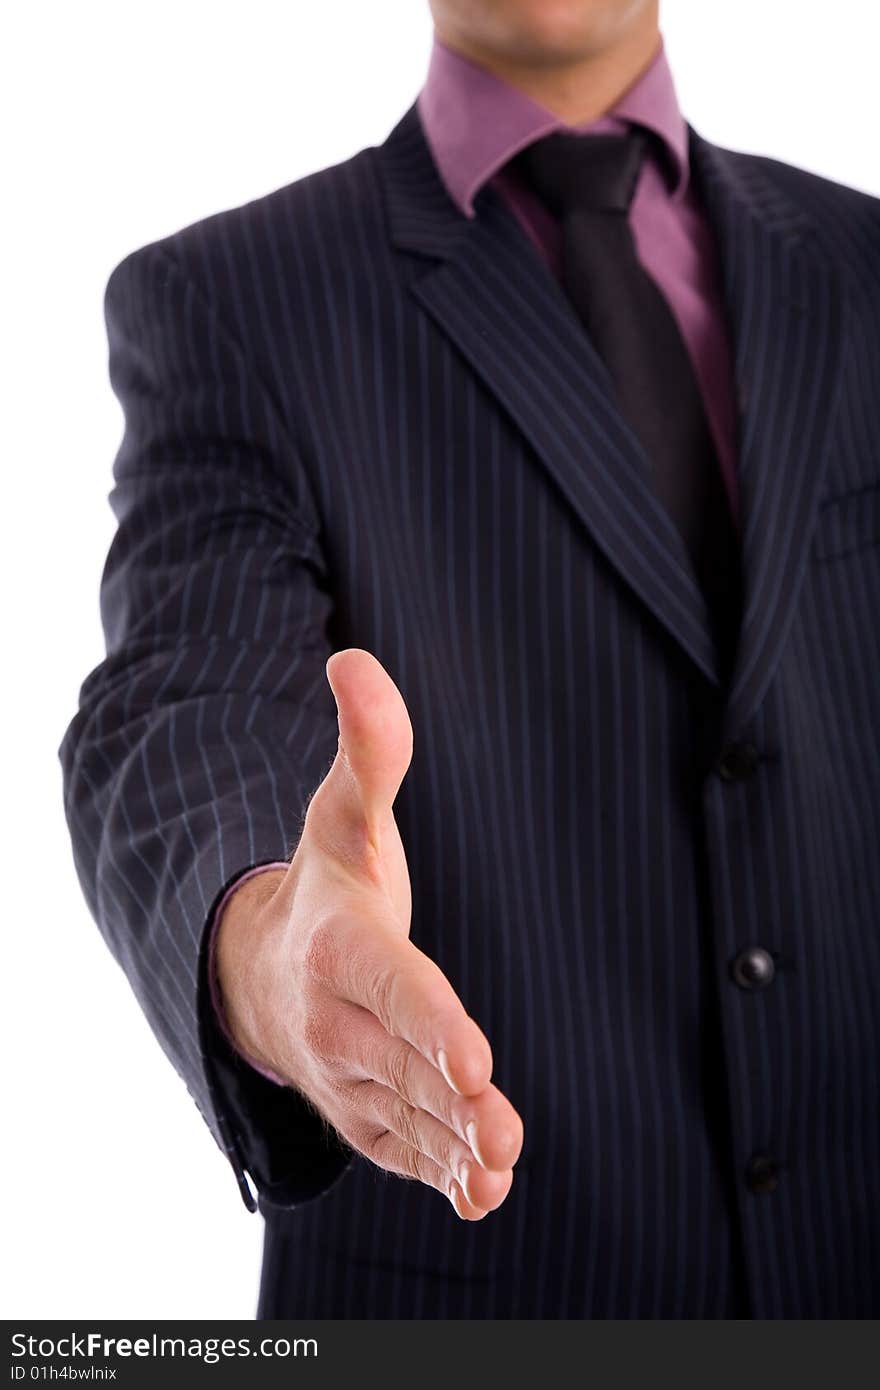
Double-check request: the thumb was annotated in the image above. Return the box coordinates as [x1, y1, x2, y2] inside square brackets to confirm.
[305, 648, 413, 866]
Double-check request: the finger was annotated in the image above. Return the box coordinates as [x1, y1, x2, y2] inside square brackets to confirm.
[347, 1002, 523, 1170]
[353, 1078, 514, 1213]
[317, 914, 493, 1095]
[365, 1130, 490, 1221]
[302, 649, 413, 878]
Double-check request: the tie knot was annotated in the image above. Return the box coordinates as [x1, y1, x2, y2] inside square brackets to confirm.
[513, 128, 647, 217]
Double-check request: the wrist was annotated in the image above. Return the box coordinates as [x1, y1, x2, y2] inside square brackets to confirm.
[214, 866, 288, 1074]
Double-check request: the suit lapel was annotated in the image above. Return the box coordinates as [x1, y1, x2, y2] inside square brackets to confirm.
[687, 127, 849, 737]
[376, 105, 849, 717]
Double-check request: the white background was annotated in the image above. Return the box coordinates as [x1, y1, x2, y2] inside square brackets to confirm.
[3, 0, 877, 1319]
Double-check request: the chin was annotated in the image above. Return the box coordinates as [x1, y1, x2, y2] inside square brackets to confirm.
[476, 0, 649, 64]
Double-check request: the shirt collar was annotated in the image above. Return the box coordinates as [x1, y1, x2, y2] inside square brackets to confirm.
[417, 33, 689, 218]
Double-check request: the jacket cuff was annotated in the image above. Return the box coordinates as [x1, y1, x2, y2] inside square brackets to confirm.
[197, 860, 356, 1213]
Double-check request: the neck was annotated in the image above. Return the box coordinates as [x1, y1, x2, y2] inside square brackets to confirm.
[434, 13, 662, 126]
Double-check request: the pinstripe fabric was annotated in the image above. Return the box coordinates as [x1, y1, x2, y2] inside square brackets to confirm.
[58, 104, 880, 1318]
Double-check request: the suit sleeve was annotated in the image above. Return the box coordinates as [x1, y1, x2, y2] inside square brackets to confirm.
[57, 238, 355, 1212]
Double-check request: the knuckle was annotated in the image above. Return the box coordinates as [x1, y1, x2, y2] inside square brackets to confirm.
[361, 1129, 386, 1164]
[433, 1127, 459, 1173]
[385, 1043, 413, 1098]
[445, 1093, 471, 1136]
[305, 781, 386, 887]
[300, 777, 338, 845]
[378, 1137, 445, 1195]
[342, 1118, 383, 1159]
[391, 1097, 420, 1150]
[369, 964, 396, 1033]
[346, 943, 396, 1031]
[322, 1073, 354, 1108]
[401, 1148, 424, 1184]
[385, 1138, 421, 1182]
[302, 918, 340, 985]
[336, 821, 386, 888]
[301, 1006, 340, 1063]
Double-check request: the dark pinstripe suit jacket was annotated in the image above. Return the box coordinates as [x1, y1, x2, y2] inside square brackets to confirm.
[59, 104, 880, 1318]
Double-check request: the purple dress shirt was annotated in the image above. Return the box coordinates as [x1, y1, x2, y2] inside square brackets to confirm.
[418, 34, 740, 523]
[208, 32, 741, 1084]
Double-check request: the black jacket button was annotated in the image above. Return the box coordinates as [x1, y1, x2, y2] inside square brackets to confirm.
[732, 946, 776, 991]
[718, 742, 759, 781]
[745, 1153, 780, 1194]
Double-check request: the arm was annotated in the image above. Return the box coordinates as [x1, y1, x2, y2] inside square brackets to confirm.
[58, 238, 354, 1211]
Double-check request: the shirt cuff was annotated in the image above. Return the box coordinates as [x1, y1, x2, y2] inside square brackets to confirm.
[206, 860, 291, 1088]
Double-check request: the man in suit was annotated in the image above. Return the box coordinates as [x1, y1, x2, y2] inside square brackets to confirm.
[59, 0, 880, 1318]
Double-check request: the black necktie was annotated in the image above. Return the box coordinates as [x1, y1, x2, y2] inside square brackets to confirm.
[513, 129, 743, 683]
